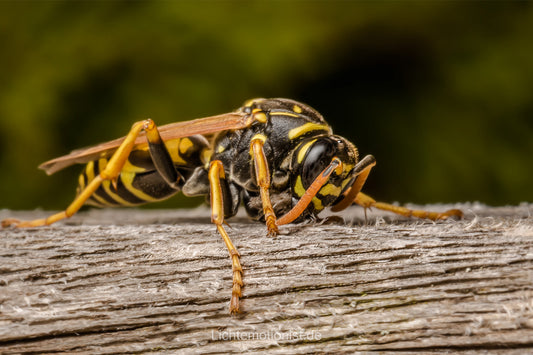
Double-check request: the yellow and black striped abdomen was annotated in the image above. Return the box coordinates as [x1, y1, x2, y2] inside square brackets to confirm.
[78, 136, 210, 208]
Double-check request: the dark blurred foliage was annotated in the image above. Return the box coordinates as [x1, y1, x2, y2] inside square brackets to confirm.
[0, 1, 531, 210]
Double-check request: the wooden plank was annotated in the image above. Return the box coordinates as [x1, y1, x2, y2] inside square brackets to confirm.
[1, 204, 532, 353]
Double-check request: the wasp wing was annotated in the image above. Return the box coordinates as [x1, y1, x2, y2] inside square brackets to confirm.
[39, 112, 249, 175]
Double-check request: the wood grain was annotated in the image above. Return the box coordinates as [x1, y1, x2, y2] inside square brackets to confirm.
[1, 203, 532, 353]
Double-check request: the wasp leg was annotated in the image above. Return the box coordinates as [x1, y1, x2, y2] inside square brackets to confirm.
[354, 192, 463, 220]
[276, 157, 343, 226]
[145, 122, 183, 190]
[2, 119, 175, 228]
[250, 137, 278, 236]
[329, 155, 462, 220]
[209, 160, 244, 314]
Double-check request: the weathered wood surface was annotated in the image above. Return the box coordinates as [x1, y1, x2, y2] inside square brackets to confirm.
[1, 203, 532, 354]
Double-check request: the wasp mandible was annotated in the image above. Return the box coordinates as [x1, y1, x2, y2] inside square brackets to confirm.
[2, 98, 462, 314]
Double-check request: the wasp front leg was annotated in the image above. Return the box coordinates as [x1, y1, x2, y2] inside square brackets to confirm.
[277, 157, 344, 226]
[250, 136, 278, 236]
[208, 160, 244, 314]
[2, 119, 181, 228]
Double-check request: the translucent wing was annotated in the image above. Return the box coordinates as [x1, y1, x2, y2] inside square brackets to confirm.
[39, 112, 249, 175]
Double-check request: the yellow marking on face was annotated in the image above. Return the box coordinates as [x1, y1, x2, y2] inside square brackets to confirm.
[216, 144, 225, 153]
[102, 179, 137, 206]
[334, 160, 344, 175]
[320, 183, 342, 197]
[120, 172, 160, 202]
[343, 163, 355, 174]
[312, 196, 324, 211]
[293, 105, 302, 114]
[295, 175, 325, 211]
[297, 139, 316, 164]
[341, 177, 352, 191]
[288, 122, 332, 140]
[294, 175, 306, 197]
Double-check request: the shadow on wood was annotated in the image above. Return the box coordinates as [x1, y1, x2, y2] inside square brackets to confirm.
[1, 203, 532, 353]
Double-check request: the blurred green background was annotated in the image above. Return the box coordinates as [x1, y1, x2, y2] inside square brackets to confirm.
[1, 1, 532, 211]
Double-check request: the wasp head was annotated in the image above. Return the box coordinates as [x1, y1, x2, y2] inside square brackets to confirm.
[291, 135, 358, 216]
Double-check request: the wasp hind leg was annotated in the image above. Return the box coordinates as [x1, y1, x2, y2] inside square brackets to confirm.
[2, 119, 182, 228]
[208, 160, 244, 314]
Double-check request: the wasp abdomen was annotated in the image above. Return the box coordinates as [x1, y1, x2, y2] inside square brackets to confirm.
[79, 136, 210, 207]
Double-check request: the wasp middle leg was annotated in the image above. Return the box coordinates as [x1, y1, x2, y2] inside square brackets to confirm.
[2, 119, 183, 228]
[208, 160, 244, 314]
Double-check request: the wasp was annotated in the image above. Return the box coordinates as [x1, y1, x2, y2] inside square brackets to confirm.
[2, 98, 462, 314]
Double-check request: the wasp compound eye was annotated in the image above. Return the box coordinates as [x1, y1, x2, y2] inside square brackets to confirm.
[300, 138, 337, 188]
